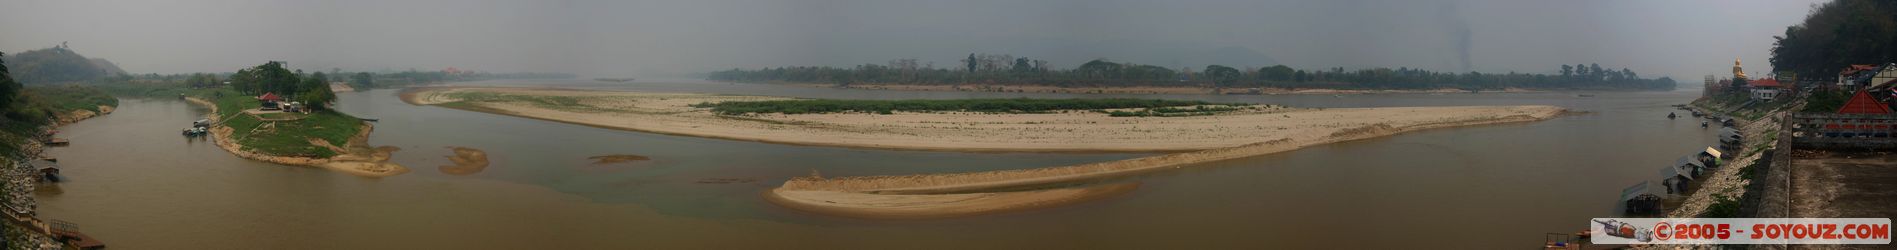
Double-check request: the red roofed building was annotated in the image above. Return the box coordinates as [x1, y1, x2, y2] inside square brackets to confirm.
[257, 92, 284, 110]
[1748, 78, 1787, 101]
[1748, 78, 1783, 88]
[1837, 90, 1893, 114]
[1840, 64, 1879, 88]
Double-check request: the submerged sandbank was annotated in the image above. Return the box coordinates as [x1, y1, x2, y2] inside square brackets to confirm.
[438, 146, 490, 175]
[766, 182, 1141, 219]
[402, 86, 1566, 218]
[588, 154, 651, 164]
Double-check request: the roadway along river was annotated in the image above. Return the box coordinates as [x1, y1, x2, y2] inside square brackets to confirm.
[36, 80, 1719, 249]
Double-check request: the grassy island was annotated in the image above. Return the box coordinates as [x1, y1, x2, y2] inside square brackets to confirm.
[191, 88, 362, 158]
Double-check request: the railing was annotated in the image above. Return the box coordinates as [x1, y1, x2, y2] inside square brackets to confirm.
[1787, 113, 1897, 149]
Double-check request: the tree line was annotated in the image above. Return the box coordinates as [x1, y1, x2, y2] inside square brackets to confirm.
[228, 61, 338, 110]
[709, 54, 1675, 91]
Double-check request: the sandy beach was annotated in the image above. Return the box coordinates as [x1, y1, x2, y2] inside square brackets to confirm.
[403, 86, 1566, 218]
[404, 87, 1563, 152]
[778, 82, 1540, 95]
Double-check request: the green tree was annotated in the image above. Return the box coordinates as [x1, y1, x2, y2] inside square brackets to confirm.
[1259, 65, 1295, 82]
[350, 72, 374, 89]
[1771, 0, 1897, 80]
[964, 53, 977, 73]
[0, 52, 18, 110]
[299, 72, 336, 110]
[1573, 64, 1588, 81]
[1011, 57, 1033, 74]
[1204, 65, 1241, 88]
[1589, 63, 1604, 81]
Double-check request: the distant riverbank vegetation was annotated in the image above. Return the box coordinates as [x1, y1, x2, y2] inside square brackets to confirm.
[5, 45, 573, 96]
[693, 98, 1236, 115]
[82, 69, 575, 97]
[709, 54, 1676, 91]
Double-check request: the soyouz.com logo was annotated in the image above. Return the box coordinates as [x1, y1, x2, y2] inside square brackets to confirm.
[1591, 218, 1892, 244]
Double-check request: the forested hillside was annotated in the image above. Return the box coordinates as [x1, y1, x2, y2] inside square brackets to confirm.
[1769, 0, 1897, 79]
[1, 46, 122, 84]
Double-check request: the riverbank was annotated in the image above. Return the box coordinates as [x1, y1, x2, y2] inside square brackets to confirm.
[776, 82, 1542, 95]
[184, 96, 408, 177]
[3, 87, 119, 249]
[404, 86, 1566, 218]
[404, 87, 1563, 152]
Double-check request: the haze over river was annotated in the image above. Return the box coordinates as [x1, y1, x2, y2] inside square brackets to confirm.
[36, 80, 1718, 249]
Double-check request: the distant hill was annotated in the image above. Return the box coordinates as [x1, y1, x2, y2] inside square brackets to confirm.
[88, 57, 127, 75]
[2, 46, 122, 84]
[1186, 46, 1281, 69]
[1027, 42, 1281, 70]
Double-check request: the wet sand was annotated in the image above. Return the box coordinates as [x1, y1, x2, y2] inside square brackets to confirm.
[766, 182, 1142, 219]
[769, 111, 1561, 218]
[403, 87, 1566, 218]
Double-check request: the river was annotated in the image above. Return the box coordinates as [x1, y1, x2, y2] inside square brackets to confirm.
[35, 80, 1718, 249]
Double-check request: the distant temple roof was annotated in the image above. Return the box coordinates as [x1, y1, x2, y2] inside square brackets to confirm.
[1837, 90, 1893, 114]
[1748, 78, 1784, 88]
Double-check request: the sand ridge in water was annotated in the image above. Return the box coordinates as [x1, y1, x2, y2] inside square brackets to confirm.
[323, 145, 411, 177]
[588, 154, 651, 164]
[439, 146, 490, 176]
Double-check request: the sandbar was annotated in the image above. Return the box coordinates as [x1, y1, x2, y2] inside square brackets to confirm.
[401, 87, 1566, 218]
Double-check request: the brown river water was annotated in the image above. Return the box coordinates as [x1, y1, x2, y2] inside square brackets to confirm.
[35, 80, 1720, 249]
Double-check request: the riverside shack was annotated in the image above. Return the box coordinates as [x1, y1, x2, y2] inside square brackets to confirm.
[1718, 128, 1743, 150]
[1696, 147, 1723, 167]
[1674, 156, 1707, 177]
[257, 92, 284, 110]
[1661, 165, 1693, 195]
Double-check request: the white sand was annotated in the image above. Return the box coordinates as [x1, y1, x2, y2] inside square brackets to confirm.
[405, 87, 1567, 218]
[405, 87, 1564, 152]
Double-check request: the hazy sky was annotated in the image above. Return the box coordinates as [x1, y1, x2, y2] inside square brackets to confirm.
[1, 0, 1822, 81]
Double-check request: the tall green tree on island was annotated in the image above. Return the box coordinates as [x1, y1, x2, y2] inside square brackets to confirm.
[299, 72, 335, 110]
